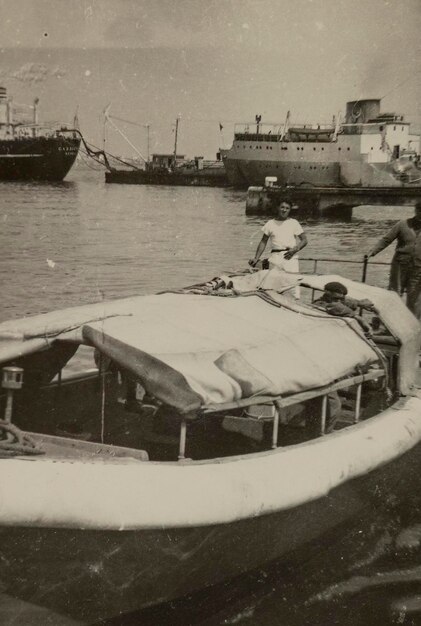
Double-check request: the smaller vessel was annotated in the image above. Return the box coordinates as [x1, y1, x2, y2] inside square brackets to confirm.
[105, 152, 229, 187]
[0, 86, 80, 181]
[103, 116, 229, 187]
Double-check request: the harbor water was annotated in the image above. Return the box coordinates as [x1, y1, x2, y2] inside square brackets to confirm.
[0, 168, 401, 323]
[1, 168, 421, 626]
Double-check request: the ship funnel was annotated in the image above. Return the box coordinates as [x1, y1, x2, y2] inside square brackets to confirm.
[345, 99, 381, 125]
[0, 86, 7, 101]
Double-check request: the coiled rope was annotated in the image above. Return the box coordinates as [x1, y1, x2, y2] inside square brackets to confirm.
[0, 420, 45, 457]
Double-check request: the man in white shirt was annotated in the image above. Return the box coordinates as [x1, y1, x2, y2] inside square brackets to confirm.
[249, 200, 307, 272]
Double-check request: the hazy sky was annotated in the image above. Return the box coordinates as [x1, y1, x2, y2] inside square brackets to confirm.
[0, 0, 419, 53]
[0, 0, 419, 158]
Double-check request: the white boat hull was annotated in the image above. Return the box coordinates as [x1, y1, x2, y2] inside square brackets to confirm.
[1, 396, 421, 623]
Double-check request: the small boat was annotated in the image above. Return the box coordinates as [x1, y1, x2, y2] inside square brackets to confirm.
[0, 267, 420, 623]
[288, 125, 336, 142]
[105, 153, 229, 187]
[0, 86, 80, 181]
[101, 114, 229, 187]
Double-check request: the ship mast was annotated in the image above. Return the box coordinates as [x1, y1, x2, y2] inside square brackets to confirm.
[102, 104, 111, 154]
[279, 110, 290, 141]
[173, 117, 180, 169]
[32, 98, 39, 138]
[146, 124, 150, 163]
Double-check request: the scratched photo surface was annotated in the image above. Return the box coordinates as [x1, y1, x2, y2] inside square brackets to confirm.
[0, 1, 421, 625]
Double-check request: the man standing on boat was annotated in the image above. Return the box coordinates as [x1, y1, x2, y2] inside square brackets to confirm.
[249, 200, 307, 272]
[367, 202, 421, 316]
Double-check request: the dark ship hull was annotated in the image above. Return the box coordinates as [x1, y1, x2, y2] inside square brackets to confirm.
[105, 166, 229, 187]
[0, 135, 80, 181]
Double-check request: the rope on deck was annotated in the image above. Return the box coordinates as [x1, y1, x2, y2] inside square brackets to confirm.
[0, 420, 45, 457]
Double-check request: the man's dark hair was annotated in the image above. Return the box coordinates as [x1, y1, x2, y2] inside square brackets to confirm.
[324, 281, 348, 295]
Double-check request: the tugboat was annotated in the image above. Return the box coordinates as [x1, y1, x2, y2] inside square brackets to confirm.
[105, 117, 229, 187]
[0, 86, 80, 181]
[105, 152, 229, 187]
[221, 99, 421, 189]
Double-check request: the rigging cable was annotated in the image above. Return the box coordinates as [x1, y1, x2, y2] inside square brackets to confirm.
[73, 131, 143, 171]
[380, 71, 421, 101]
[105, 116, 147, 164]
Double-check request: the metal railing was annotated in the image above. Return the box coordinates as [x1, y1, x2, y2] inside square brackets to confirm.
[178, 368, 387, 459]
[299, 256, 390, 284]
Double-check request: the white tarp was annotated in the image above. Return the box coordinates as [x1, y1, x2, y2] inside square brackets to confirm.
[85, 292, 379, 408]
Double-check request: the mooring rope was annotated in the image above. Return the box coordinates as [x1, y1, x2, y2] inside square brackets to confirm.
[0, 420, 44, 457]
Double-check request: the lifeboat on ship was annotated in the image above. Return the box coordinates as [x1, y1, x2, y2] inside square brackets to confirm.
[287, 125, 336, 142]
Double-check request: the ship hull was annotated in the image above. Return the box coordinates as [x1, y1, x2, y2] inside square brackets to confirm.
[1, 432, 421, 625]
[222, 155, 421, 190]
[222, 155, 341, 188]
[105, 167, 229, 187]
[0, 136, 80, 181]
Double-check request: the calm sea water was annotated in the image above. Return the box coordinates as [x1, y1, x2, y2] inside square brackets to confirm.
[0, 167, 406, 323]
[1, 168, 420, 626]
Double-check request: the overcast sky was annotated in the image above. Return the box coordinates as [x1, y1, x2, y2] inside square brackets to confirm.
[0, 0, 419, 158]
[0, 0, 419, 53]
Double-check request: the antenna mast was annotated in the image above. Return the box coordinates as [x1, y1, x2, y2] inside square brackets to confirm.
[173, 117, 180, 169]
[102, 104, 111, 154]
[146, 124, 150, 163]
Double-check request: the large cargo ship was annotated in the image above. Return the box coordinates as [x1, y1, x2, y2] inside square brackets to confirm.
[221, 99, 421, 189]
[0, 87, 80, 181]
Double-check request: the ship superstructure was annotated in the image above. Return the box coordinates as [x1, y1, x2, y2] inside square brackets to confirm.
[0, 86, 80, 181]
[221, 99, 421, 189]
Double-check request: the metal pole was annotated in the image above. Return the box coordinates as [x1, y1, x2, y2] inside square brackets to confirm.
[173, 117, 179, 169]
[146, 124, 150, 163]
[97, 353, 106, 444]
[320, 395, 327, 435]
[103, 114, 107, 154]
[362, 255, 369, 283]
[7, 98, 14, 137]
[4, 390, 14, 442]
[271, 407, 280, 449]
[311, 260, 319, 302]
[54, 368, 62, 418]
[4, 390, 13, 423]
[2, 367, 23, 424]
[32, 98, 39, 138]
[178, 420, 187, 460]
[354, 384, 362, 423]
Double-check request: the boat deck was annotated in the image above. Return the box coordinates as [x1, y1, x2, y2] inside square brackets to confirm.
[26, 432, 148, 462]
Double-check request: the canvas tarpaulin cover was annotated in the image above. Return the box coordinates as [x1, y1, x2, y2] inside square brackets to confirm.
[83, 292, 379, 416]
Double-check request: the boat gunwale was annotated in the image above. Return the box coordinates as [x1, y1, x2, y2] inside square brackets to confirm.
[12, 380, 405, 471]
[1, 394, 421, 531]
